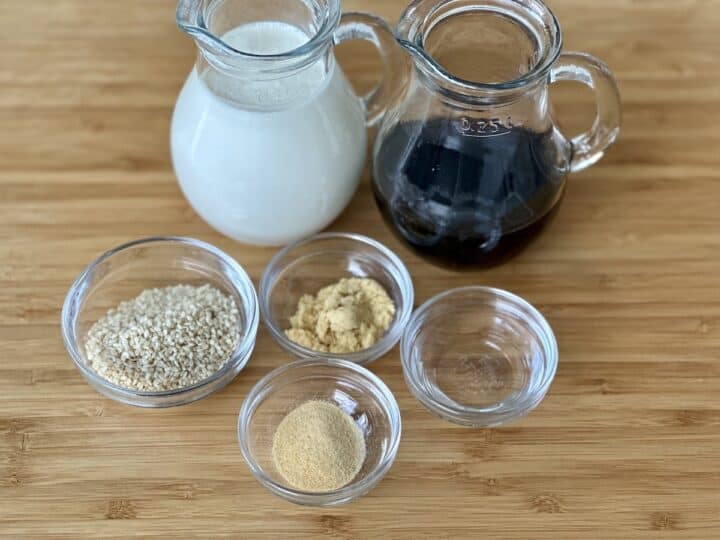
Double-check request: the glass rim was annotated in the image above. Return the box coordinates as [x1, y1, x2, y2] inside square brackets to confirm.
[237, 358, 402, 505]
[396, 0, 563, 93]
[177, 0, 342, 63]
[61, 236, 260, 400]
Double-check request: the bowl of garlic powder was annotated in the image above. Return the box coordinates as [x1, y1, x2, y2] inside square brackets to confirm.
[61, 237, 259, 407]
[238, 358, 401, 506]
[259, 233, 414, 365]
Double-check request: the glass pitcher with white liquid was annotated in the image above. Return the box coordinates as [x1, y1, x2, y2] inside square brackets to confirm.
[172, 0, 405, 245]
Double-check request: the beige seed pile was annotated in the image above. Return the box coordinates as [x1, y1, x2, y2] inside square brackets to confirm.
[84, 284, 241, 391]
[272, 400, 366, 492]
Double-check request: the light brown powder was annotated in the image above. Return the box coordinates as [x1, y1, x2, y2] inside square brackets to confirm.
[284, 277, 395, 354]
[271, 400, 366, 492]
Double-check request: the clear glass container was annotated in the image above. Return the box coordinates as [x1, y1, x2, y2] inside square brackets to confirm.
[61, 237, 259, 407]
[259, 232, 414, 365]
[238, 358, 402, 506]
[373, 0, 622, 267]
[172, 0, 405, 246]
[401, 286, 557, 426]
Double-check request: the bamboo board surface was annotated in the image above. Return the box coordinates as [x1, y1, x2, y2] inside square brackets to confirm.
[1, 0, 720, 538]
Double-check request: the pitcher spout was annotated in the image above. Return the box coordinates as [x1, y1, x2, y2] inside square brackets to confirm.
[176, 0, 234, 57]
[394, 0, 563, 104]
[395, 0, 435, 44]
[176, 0, 200, 31]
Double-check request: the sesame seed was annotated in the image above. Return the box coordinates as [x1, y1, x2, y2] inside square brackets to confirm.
[84, 284, 241, 392]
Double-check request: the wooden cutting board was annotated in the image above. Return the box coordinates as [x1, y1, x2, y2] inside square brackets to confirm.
[1, 0, 719, 538]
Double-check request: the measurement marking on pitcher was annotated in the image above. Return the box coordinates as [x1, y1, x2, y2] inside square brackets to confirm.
[454, 117, 521, 138]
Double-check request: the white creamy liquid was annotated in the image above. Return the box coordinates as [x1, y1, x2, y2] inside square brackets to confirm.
[171, 22, 367, 246]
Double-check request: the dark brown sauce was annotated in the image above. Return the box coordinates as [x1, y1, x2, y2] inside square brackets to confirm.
[373, 119, 567, 268]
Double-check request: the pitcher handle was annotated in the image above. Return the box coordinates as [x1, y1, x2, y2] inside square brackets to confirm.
[334, 12, 407, 127]
[550, 52, 621, 173]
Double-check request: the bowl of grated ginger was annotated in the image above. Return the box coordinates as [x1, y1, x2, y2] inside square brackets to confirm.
[259, 232, 414, 365]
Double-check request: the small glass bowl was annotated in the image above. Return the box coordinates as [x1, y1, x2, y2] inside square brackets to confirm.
[238, 358, 401, 506]
[401, 286, 558, 427]
[259, 232, 414, 365]
[61, 237, 259, 407]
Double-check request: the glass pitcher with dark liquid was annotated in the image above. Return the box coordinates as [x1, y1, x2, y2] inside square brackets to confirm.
[373, 0, 621, 267]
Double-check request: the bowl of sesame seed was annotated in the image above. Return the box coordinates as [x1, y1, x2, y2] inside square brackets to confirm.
[61, 237, 259, 407]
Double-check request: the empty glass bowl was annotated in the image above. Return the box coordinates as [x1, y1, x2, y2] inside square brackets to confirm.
[259, 232, 414, 365]
[61, 237, 259, 407]
[238, 358, 402, 506]
[401, 286, 557, 427]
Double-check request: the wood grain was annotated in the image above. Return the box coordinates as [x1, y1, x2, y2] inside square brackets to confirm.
[2, 0, 720, 538]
